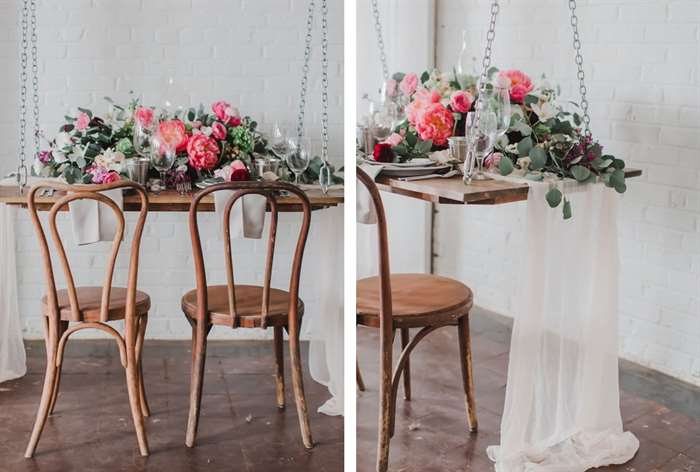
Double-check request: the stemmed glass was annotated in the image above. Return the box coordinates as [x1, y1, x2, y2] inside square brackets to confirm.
[133, 119, 155, 160]
[285, 136, 311, 186]
[465, 110, 498, 181]
[270, 122, 289, 158]
[149, 132, 176, 194]
[370, 101, 402, 142]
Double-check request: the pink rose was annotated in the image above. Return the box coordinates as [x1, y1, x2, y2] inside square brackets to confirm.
[187, 134, 220, 170]
[484, 152, 503, 170]
[384, 132, 404, 147]
[385, 79, 398, 98]
[75, 112, 90, 131]
[450, 90, 474, 113]
[399, 73, 418, 96]
[498, 69, 533, 104]
[102, 171, 121, 184]
[158, 119, 188, 152]
[406, 88, 442, 126]
[134, 107, 154, 129]
[415, 103, 454, 146]
[229, 159, 250, 181]
[211, 101, 241, 127]
[211, 122, 227, 141]
[88, 165, 107, 184]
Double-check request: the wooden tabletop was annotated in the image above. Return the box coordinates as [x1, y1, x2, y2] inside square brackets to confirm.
[376, 168, 643, 205]
[0, 186, 344, 212]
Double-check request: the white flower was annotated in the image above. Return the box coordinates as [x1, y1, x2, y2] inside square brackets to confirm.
[516, 156, 531, 175]
[262, 171, 279, 182]
[505, 143, 518, 154]
[531, 101, 558, 121]
[430, 149, 451, 164]
[54, 132, 73, 151]
[33, 161, 52, 177]
[201, 127, 212, 137]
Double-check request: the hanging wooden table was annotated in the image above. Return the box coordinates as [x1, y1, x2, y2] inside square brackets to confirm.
[0, 186, 344, 212]
[375, 169, 642, 205]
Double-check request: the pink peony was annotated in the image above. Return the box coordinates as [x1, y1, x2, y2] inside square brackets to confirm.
[102, 171, 121, 184]
[187, 134, 220, 170]
[211, 121, 227, 141]
[76, 112, 90, 131]
[384, 132, 404, 147]
[498, 69, 533, 104]
[406, 88, 442, 126]
[484, 152, 504, 170]
[211, 101, 241, 127]
[415, 103, 454, 146]
[134, 107, 154, 129]
[159, 119, 188, 152]
[450, 90, 474, 113]
[385, 79, 398, 98]
[399, 73, 418, 96]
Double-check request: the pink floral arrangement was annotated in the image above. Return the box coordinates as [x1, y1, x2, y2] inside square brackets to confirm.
[187, 134, 220, 170]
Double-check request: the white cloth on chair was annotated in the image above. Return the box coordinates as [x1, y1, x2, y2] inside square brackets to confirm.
[486, 179, 639, 471]
[69, 188, 124, 245]
[214, 191, 267, 239]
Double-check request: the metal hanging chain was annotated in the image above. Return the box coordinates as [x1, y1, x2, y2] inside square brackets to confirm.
[30, 0, 40, 155]
[320, 0, 329, 164]
[473, 0, 500, 129]
[296, 0, 316, 143]
[568, 0, 592, 137]
[370, 0, 389, 81]
[17, 0, 30, 191]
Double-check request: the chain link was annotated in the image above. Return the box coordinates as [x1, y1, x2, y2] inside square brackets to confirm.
[473, 0, 500, 131]
[17, 0, 30, 191]
[370, 0, 389, 81]
[320, 0, 329, 164]
[568, 0, 592, 137]
[30, 0, 40, 155]
[296, 0, 316, 143]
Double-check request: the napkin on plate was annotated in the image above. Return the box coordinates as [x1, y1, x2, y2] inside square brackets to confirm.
[69, 188, 124, 245]
[214, 191, 267, 239]
[357, 163, 382, 224]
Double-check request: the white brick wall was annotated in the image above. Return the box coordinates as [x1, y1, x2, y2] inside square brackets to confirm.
[434, 0, 700, 386]
[0, 0, 343, 340]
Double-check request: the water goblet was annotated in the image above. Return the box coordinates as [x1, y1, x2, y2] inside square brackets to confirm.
[285, 137, 311, 186]
[149, 133, 176, 194]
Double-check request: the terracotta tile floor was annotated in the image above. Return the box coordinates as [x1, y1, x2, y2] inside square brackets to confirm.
[357, 308, 700, 472]
[0, 340, 343, 472]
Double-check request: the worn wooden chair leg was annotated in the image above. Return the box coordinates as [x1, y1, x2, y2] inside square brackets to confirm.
[458, 315, 478, 432]
[288, 322, 313, 449]
[125, 352, 149, 456]
[135, 315, 150, 417]
[25, 343, 59, 458]
[377, 328, 394, 472]
[185, 322, 209, 448]
[357, 360, 366, 392]
[48, 320, 68, 415]
[400, 328, 411, 401]
[273, 326, 286, 409]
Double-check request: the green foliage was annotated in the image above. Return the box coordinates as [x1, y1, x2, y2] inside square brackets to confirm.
[546, 187, 562, 208]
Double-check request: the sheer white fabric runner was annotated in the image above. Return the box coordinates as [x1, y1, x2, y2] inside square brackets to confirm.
[486, 177, 639, 471]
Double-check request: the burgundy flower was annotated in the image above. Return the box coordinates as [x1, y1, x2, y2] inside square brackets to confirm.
[373, 143, 394, 163]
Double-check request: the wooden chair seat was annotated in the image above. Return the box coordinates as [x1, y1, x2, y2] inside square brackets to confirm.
[41, 287, 151, 322]
[181, 285, 305, 328]
[357, 273, 473, 328]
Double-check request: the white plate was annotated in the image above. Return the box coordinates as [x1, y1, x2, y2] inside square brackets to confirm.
[362, 158, 435, 168]
[379, 164, 452, 178]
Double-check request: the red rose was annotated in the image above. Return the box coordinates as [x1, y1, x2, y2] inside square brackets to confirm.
[230, 167, 250, 181]
[373, 142, 395, 163]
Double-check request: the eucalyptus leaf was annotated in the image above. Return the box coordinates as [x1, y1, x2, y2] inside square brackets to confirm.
[529, 146, 547, 170]
[546, 187, 562, 208]
[499, 156, 514, 176]
[562, 198, 572, 219]
[571, 165, 591, 182]
[517, 137, 533, 157]
[615, 182, 627, 194]
[524, 94, 539, 107]
[610, 169, 625, 188]
[420, 71, 429, 84]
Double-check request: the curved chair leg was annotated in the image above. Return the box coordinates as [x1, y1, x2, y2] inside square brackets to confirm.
[377, 325, 394, 472]
[273, 326, 286, 409]
[400, 328, 411, 401]
[25, 320, 60, 458]
[186, 321, 209, 448]
[135, 315, 150, 417]
[48, 320, 69, 415]
[288, 321, 313, 449]
[356, 360, 366, 392]
[458, 315, 478, 432]
[125, 354, 149, 456]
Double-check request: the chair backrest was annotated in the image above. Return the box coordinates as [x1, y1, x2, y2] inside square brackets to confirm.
[27, 181, 149, 324]
[188, 181, 312, 328]
[357, 167, 393, 326]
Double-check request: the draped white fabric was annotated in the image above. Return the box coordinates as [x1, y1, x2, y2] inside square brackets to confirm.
[0, 202, 26, 384]
[487, 179, 639, 471]
[306, 206, 344, 415]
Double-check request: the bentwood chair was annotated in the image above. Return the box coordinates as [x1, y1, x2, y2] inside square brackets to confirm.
[356, 167, 478, 472]
[25, 181, 151, 458]
[182, 181, 313, 449]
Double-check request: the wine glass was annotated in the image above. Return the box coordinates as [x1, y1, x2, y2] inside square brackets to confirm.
[149, 132, 176, 193]
[270, 122, 289, 158]
[371, 102, 401, 142]
[481, 85, 511, 139]
[465, 110, 498, 181]
[133, 120, 155, 159]
[286, 136, 311, 185]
